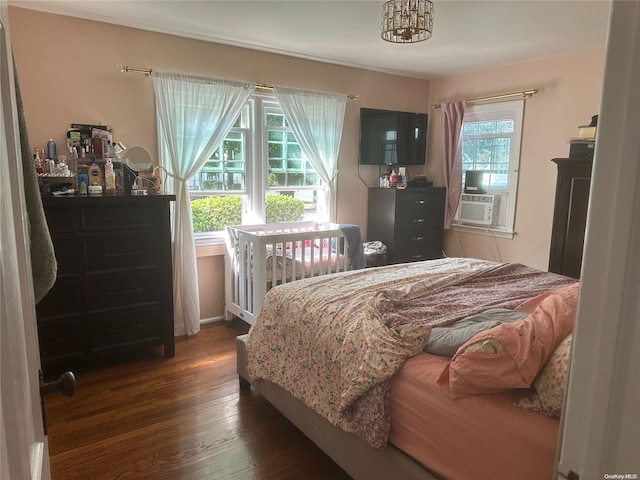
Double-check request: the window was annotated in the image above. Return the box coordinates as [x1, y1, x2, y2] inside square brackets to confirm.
[456, 99, 524, 234]
[189, 95, 325, 238]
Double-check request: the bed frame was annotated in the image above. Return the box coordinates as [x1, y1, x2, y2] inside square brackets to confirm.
[225, 221, 350, 325]
[236, 335, 443, 480]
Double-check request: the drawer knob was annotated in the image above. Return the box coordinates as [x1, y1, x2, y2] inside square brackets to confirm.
[413, 218, 425, 223]
[411, 254, 424, 259]
[412, 236, 425, 241]
[415, 200, 426, 204]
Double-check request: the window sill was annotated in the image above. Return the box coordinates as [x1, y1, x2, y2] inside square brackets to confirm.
[194, 233, 226, 257]
[450, 223, 515, 240]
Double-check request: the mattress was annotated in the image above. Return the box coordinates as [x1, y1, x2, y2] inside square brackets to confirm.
[389, 352, 559, 480]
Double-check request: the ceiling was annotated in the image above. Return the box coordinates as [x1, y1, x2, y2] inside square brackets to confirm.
[9, 0, 611, 80]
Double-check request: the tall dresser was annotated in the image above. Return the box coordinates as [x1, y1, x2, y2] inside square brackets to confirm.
[548, 157, 593, 279]
[367, 187, 446, 264]
[37, 194, 175, 375]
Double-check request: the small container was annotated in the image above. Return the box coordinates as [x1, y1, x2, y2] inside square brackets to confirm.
[47, 139, 57, 161]
[104, 159, 116, 195]
[389, 169, 397, 188]
[87, 158, 103, 186]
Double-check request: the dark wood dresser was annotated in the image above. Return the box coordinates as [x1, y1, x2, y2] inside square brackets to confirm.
[37, 194, 175, 375]
[367, 187, 446, 264]
[548, 157, 593, 279]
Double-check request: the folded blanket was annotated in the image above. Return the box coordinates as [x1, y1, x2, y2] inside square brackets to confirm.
[338, 224, 366, 269]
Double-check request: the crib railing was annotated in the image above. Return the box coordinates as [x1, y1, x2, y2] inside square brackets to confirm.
[225, 222, 350, 325]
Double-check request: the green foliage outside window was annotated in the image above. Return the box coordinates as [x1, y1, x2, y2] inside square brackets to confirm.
[191, 195, 242, 233]
[191, 194, 305, 233]
[265, 194, 305, 223]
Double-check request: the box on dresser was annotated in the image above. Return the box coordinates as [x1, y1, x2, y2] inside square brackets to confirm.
[37, 194, 175, 376]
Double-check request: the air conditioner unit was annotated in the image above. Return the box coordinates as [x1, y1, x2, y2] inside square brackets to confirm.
[458, 194, 499, 226]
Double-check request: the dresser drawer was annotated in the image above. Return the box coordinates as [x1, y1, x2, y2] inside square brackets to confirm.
[36, 279, 82, 319]
[37, 318, 85, 360]
[396, 191, 434, 212]
[52, 238, 80, 277]
[86, 271, 162, 313]
[81, 204, 161, 231]
[45, 206, 78, 233]
[396, 208, 443, 228]
[83, 234, 160, 273]
[90, 308, 163, 350]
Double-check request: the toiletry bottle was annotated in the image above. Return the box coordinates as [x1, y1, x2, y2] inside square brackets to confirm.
[87, 158, 103, 186]
[104, 159, 116, 194]
[389, 169, 397, 188]
[47, 138, 57, 161]
[78, 173, 88, 195]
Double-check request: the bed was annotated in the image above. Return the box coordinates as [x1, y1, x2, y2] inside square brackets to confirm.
[237, 257, 579, 479]
[225, 221, 363, 325]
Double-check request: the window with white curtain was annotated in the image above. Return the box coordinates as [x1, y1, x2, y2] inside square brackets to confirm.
[189, 94, 325, 238]
[455, 99, 524, 235]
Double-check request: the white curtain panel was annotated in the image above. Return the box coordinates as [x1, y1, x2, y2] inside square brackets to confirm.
[152, 71, 255, 336]
[273, 86, 347, 223]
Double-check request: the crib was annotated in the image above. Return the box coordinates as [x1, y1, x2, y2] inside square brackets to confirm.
[225, 221, 351, 325]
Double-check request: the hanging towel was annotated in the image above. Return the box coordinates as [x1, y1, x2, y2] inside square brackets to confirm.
[15, 60, 57, 303]
[338, 224, 366, 270]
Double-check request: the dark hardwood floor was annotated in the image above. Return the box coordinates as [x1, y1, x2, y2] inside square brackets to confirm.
[44, 321, 351, 480]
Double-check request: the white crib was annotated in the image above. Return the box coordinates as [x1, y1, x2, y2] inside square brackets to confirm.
[225, 221, 350, 325]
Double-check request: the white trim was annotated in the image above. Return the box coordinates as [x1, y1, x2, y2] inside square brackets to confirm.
[557, 1, 640, 478]
[450, 223, 515, 240]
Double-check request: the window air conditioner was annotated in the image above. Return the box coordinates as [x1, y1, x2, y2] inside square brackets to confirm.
[458, 194, 498, 226]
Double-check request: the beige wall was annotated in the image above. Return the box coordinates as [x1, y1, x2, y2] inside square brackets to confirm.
[10, 7, 606, 319]
[9, 6, 430, 320]
[428, 49, 605, 270]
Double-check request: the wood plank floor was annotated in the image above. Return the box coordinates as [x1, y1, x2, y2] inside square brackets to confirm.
[44, 321, 351, 480]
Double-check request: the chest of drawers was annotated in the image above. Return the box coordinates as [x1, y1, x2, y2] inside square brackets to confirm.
[37, 195, 175, 374]
[367, 187, 445, 264]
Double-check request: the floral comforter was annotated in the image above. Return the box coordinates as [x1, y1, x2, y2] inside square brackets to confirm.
[245, 257, 574, 448]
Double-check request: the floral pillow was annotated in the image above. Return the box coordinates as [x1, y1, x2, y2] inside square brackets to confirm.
[515, 333, 573, 418]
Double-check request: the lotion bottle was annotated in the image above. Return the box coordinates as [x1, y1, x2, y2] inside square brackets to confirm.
[104, 159, 116, 194]
[87, 158, 103, 186]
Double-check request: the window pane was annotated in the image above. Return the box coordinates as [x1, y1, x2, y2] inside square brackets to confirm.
[478, 121, 496, 135]
[188, 131, 246, 192]
[191, 195, 243, 233]
[495, 120, 514, 134]
[266, 113, 287, 127]
[463, 122, 479, 136]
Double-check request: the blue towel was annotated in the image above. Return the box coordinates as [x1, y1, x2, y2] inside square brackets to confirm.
[339, 224, 366, 270]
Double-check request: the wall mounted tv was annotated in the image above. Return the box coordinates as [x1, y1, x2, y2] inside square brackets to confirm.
[358, 107, 428, 165]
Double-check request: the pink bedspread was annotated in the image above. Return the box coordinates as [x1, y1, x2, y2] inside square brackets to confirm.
[246, 257, 574, 449]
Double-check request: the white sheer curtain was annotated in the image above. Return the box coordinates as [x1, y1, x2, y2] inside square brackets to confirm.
[152, 71, 255, 336]
[442, 101, 467, 229]
[273, 86, 347, 222]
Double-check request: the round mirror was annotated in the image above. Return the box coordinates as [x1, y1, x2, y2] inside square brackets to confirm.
[123, 146, 153, 172]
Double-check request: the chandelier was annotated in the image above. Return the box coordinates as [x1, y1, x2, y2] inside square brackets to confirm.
[380, 0, 433, 43]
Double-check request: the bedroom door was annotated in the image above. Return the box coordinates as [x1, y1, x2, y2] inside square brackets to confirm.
[557, 1, 640, 478]
[0, 1, 51, 478]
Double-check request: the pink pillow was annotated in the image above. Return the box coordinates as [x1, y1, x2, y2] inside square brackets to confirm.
[515, 333, 573, 418]
[438, 282, 579, 399]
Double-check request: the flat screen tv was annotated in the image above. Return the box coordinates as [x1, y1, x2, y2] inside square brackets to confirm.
[358, 108, 428, 165]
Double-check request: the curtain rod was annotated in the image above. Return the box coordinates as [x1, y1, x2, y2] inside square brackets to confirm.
[432, 88, 541, 109]
[116, 65, 357, 100]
